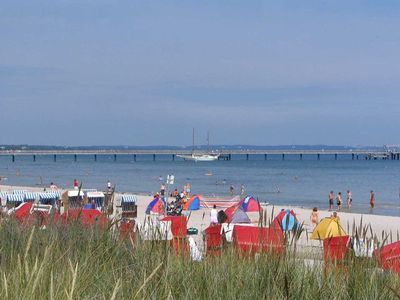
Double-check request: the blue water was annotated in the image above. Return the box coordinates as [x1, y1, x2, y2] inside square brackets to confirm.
[1, 154, 400, 216]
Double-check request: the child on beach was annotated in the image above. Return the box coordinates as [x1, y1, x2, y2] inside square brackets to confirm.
[310, 207, 319, 228]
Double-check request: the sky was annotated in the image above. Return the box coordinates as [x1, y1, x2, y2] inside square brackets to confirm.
[0, 0, 399, 146]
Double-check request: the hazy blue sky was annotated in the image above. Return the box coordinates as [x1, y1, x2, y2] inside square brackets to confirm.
[1, 1, 399, 146]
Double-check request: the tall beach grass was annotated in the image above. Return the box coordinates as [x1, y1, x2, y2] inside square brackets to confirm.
[0, 219, 399, 299]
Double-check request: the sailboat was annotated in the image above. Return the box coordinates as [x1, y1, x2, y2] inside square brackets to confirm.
[177, 130, 220, 162]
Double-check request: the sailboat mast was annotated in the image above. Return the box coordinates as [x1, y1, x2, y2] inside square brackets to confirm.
[192, 128, 195, 153]
[207, 131, 210, 152]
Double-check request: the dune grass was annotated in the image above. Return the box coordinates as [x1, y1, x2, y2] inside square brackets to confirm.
[0, 219, 399, 299]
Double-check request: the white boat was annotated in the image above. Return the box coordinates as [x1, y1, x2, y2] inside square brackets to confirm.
[177, 153, 219, 162]
[178, 129, 219, 162]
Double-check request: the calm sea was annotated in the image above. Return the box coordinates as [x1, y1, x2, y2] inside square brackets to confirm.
[0, 154, 399, 216]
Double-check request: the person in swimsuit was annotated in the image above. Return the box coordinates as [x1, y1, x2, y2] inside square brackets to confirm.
[347, 190, 352, 208]
[370, 190, 376, 208]
[336, 192, 342, 211]
[310, 207, 319, 228]
[328, 191, 334, 211]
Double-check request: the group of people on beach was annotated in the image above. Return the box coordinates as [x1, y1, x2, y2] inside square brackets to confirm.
[328, 190, 375, 211]
[328, 190, 352, 211]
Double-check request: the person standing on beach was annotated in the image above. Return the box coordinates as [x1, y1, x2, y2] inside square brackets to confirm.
[328, 191, 334, 211]
[336, 192, 342, 211]
[73, 179, 79, 190]
[370, 190, 376, 208]
[210, 204, 218, 225]
[347, 190, 352, 208]
[107, 180, 112, 191]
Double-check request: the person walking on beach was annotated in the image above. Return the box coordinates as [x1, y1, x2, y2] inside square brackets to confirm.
[347, 190, 352, 208]
[240, 184, 245, 196]
[328, 191, 334, 211]
[310, 207, 319, 228]
[210, 204, 218, 225]
[107, 180, 112, 191]
[336, 192, 343, 211]
[370, 190, 376, 208]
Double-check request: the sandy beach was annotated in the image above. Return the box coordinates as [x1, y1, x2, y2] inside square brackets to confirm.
[2, 183, 399, 255]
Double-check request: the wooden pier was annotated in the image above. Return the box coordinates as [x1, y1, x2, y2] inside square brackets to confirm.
[0, 149, 399, 162]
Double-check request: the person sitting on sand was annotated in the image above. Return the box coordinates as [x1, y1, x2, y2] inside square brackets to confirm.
[310, 207, 319, 228]
[331, 211, 340, 222]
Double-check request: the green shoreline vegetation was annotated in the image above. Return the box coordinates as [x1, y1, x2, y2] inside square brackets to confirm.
[0, 220, 399, 299]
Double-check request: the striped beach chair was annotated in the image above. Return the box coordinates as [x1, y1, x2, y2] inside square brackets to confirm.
[121, 195, 138, 218]
[39, 192, 59, 206]
[13, 190, 27, 195]
[24, 192, 39, 202]
[7, 194, 25, 207]
[85, 191, 105, 209]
